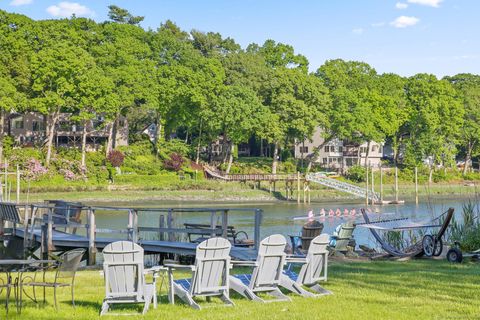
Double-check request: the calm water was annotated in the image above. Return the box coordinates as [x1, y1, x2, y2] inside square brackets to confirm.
[87, 197, 475, 249]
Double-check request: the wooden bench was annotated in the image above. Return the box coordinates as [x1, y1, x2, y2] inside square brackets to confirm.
[183, 223, 252, 247]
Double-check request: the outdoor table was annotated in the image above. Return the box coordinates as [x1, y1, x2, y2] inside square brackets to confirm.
[0, 259, 55, 314]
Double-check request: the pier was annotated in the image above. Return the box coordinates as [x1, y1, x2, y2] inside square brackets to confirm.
[0, 202, 262, 265]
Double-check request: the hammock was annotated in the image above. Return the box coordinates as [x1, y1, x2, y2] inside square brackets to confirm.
[360, 208, 454, 258]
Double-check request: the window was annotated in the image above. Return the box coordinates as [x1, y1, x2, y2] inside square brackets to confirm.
[372, 145, 378, 152]
[299, 146, 309, 153]
[360, 147, 367, 153]
[322, 158, 327, 164]
[32, 121, 45, 132]
[324, 146, 330, 152]
[339, 146, 343, 152]
[14, 119, 24, 129]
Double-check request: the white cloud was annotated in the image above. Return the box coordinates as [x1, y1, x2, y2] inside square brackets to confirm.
[395, 2, 408, 9]
[390, 16, 420, 28]
[407, 0, 442, 7]
[9, 0, 33, 6]
[371, 22, 386, 27]
[352, 28, 364, 35]
[46, 2, 94, 18]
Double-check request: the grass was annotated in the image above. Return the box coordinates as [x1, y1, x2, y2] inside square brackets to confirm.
[2, 259, 479, 319]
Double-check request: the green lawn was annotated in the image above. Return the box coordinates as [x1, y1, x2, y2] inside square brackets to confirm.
[2, 259, 479, 319]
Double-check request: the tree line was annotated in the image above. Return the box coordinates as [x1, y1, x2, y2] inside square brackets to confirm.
[1, 6, 479, 180]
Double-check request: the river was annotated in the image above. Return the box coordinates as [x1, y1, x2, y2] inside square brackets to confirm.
[87, 197, 477, 250]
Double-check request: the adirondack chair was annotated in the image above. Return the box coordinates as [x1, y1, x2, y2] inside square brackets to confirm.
[280, 234, 332, 297]
[165, 237, 233, 310]
[330, 221, 356, 252]
[229, 234, 291, 303]
[100, 241, 156, 316]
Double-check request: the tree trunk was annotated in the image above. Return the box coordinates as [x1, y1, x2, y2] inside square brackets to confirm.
[184, 130, 188, 144]
[306, 135, 333, 172]
[81, 120, 88, 171]
[195, 119, 203, 164]
[463, 141, 474, 175]
[226, 143, 235, 174]
[221, 134, 229, 164]
[272, 142, 279, 174]
[0, 109, 4, 162]
[45, 110, 60, 167]
[429, 165, 433, 184]
[105, 121, 114, 158]
[153, 116, 162, 156]
[365, 141, 371, 167]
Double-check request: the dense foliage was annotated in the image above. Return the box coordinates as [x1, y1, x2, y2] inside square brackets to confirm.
[1, 6, 479, 184]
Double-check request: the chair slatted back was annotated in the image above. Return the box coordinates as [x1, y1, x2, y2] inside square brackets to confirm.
[0, 202, 22, 224]
[56, 248, 86, 279]
[297, 234, 329, 285]
[191, 237, 231, 295]
[103, 241, 144, 300]
[250, 234, 286, 289]
[335, 221, 355, 251]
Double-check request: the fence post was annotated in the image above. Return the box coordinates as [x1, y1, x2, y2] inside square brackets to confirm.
[380, 165, 383, 202]
[254, 209, 262, 251]
[158, 215, 165, 241]
[167, 209, 174, 241]
[222, 210, 228, 238]
[87, 209, 96, 265]
[365, 165, 369, 206]
[395, 166, 399, 202]
[132, 209, 138, 243]
[210, 210, 216, 238]
[415, 167, 419, 205]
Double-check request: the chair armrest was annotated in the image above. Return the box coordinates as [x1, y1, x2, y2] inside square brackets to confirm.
[164, 263, 195, 271]
[230, 260, 258, 267]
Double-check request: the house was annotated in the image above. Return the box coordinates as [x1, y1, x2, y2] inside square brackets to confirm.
[294, 127, 384, 170]
[7, 112, 128, 150]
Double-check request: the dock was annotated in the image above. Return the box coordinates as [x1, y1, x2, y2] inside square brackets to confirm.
[0, 203, 261, 264]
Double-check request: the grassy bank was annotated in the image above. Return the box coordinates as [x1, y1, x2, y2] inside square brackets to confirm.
[19, 178, 480, 203]
[3, 259, 479, 319]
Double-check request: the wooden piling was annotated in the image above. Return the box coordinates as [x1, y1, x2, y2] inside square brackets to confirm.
[221, 210, 228, 238]
[297, 172, 300, 203]
[395, 166, 399, 202]
[16, 165, 20, 203]
[365, 165, 369, 206]
[158, 215, 165, 241]
[370, 165, 374, 205]
[415, 166, 419, 205]
[87, 209, 96, 265]
[380, 165, 384, 202]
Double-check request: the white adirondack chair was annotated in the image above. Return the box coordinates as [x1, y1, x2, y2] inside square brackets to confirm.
[100, 241, 156, 316]
[165, 237, 233, 310]
[229, 234, 291, 303]
[280, 233, 332, 297]
[331, 221, 356, 252]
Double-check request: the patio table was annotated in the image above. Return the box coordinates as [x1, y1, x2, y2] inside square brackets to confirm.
[0, 259, 55, 314]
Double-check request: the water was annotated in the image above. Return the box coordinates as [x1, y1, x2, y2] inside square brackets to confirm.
[88, 197, 475, 249]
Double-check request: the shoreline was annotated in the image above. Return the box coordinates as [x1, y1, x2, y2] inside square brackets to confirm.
[19, 182, 480, 204]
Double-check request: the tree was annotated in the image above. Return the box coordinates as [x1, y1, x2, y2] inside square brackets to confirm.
[107, 5, 144, 25]
[405, 74, 463, 182]
[445, 74, 480, 174]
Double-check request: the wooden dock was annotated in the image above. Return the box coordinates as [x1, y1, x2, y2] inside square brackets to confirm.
[0, 203, 261, 264]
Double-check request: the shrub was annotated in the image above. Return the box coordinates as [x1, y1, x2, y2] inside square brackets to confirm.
[24, 158, 48, 181]
[345, 165, 366, 182]
[163, 153, 185, 172]
[107, 150, 125, 168]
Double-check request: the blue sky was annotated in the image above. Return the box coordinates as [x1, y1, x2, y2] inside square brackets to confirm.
[1, 0, 479, 77]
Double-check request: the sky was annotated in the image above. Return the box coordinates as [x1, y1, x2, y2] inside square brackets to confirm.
[1, 0, 479, 77]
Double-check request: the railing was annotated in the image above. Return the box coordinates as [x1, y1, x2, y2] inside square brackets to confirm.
[306, 172, 379, 201]
[9, 203, 263, 265]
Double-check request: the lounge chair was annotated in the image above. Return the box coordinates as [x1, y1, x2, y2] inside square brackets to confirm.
[100, 241, 156, 316]
[165, 237, 233, 309]
[330, 220, 356, 253]
[229, 234, 291, 303]
[280, 234, 332, 297]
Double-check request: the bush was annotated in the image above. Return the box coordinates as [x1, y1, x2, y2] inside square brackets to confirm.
[163, 153, 185, 172]
[157, 139, 192, 159]
[107, 150, 125, 168]
[345, 165, 366, 182]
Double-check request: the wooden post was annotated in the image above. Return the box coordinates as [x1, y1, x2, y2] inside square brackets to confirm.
[254, 209, 262, 251]
[210, 211, 216, 238]
[415, 166, 419, 205]
[16, 165, 20, 204]
[128, 209, 133, 241]
[87, 209, 96, 265]
[380, 165, 383, 202]
[132, 209, 138, 243]
[4, 158, 8, 199]
[395, 166, 399, 202]
[370, 164, 374, 205]
[158, 215, 165, 241]
[297, 172, 300, 203]
[167, 209, 174, 241]
[221, 210, 228, 238]
[365, 165, 369, 206]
